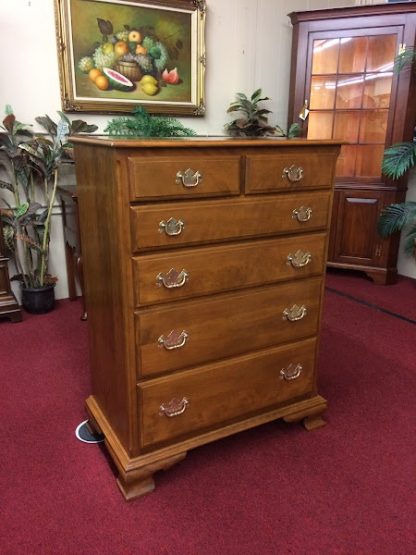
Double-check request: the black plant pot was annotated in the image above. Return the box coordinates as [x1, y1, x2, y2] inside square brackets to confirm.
[21, 285, 55, 314]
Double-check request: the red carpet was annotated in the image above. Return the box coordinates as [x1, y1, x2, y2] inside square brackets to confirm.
[326, 268, 416, 322]
[1, 274, 415, 555]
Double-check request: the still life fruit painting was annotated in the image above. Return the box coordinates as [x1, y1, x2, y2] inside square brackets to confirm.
[56, 0, 206, 114]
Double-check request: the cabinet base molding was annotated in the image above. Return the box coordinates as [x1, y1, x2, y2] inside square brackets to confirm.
[0, 302, 22, 323]
[117, 452, 188, 501]
[327, 262, 398, 285]
[86, 393, 327, 500]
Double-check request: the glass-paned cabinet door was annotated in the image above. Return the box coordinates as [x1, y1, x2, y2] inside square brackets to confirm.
[306, 32, 398, 179]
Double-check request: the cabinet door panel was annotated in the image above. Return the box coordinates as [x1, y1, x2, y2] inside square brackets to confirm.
[332, 190, 382, 263]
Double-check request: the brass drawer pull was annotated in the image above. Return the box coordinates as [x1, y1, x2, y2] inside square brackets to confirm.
[176, 168, 203, 188]
[158, 330, 189, 350]
[282, 165, 304, 183]
[283, 304, 307, 322]
[159, 217, 185, 236]
[156, 268, 189, 289]
[293, 206, 312, 222]
[159, 397, 189, 418]
[280, 363, 303, 381]
[287, 250, 312, 268]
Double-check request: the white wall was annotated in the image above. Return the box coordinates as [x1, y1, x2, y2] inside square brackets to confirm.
[4, 0, 414, 301]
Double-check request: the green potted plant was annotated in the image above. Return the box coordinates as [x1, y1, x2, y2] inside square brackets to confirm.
[104, 105, 196, 137]
[0, 107, 97, 313]
[378, 48, 416, 262]
[224, 89, 300, 138]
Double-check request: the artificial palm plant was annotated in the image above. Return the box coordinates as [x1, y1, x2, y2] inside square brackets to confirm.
[0, 107, 97, 310]
[378, 47, 416, 260]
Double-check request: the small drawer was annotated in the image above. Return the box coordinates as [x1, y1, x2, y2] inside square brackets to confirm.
[135, 277, 322, 376]
[133, 233, 327, 306]
[245, 148, 337, 193]
[138, 337, 317, 447]
[130, 191, 331, 251]
[128, 155, 242, 200]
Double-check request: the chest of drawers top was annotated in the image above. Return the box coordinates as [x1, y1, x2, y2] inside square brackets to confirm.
[71, 136, 341, 200]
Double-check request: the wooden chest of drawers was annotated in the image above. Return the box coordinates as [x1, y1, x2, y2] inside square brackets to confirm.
[71, 136, 340, 500]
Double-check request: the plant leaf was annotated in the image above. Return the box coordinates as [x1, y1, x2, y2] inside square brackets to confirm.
[250, 88, 263, 101]
[382, 142, 416, 179]
[57, 119, 70, 143]
[2, 223, 15, 251]
[97, 18, 113, 36]
[404, 227, 416, 256]
[35, 115, 58, 137]
[393, 47, 416, 73]
[0, 179, 14, 192]
[2, 114, 15, 133]
[69, 120, 98, 134]
[288, 123, 301, 138]
[15, 202, 29, 218]
[377, 201, 416, 236]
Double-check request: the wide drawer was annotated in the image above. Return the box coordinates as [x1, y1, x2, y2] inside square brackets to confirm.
[130, 191, 332, 251]
[135, 277, 322, 377]
[133, 232, 327, 306]
[138, 337, 317, 447]
[245, 148, 337, 193]
[128, 155, 242, 200]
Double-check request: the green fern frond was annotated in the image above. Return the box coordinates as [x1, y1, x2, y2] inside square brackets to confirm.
[377, 201, 416, 236]
[394, 47, 416, 73]
[382, 142, 416, 179]
[104, 106, 196, 138]
[404, 228, 416, 256]
[288, 123, 301, 138]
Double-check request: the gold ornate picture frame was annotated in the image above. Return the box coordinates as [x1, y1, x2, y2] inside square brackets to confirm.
[54, 0, 206, 115]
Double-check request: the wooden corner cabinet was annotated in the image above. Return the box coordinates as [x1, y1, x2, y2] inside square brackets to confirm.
[71, 136, 340, 500]
[288, 3, 416, 284]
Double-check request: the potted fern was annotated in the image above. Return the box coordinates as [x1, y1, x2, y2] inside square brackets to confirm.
[378, 48, 416, 262]
[104, 105, 196, 137]
[0, 107, 97, 313]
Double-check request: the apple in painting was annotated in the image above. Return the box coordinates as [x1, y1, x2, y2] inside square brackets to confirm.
[114, 41, 129, 57]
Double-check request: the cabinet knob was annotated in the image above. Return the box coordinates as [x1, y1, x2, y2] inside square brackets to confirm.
[283, 304, 307, 322]
[287, 250, 312, 268]
[159, 397, 189, 418]
[176, 168, 203, 188]
[159, 217, 185, 236]
[293, 206, 312, 222]
[280, 363, 303, 381]
[282, 165, 304, 183]
[156, 268, 189, 289]
[158, 330, 189, 350]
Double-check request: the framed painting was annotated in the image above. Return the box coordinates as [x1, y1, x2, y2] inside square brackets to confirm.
[54, 0, 206, 115]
